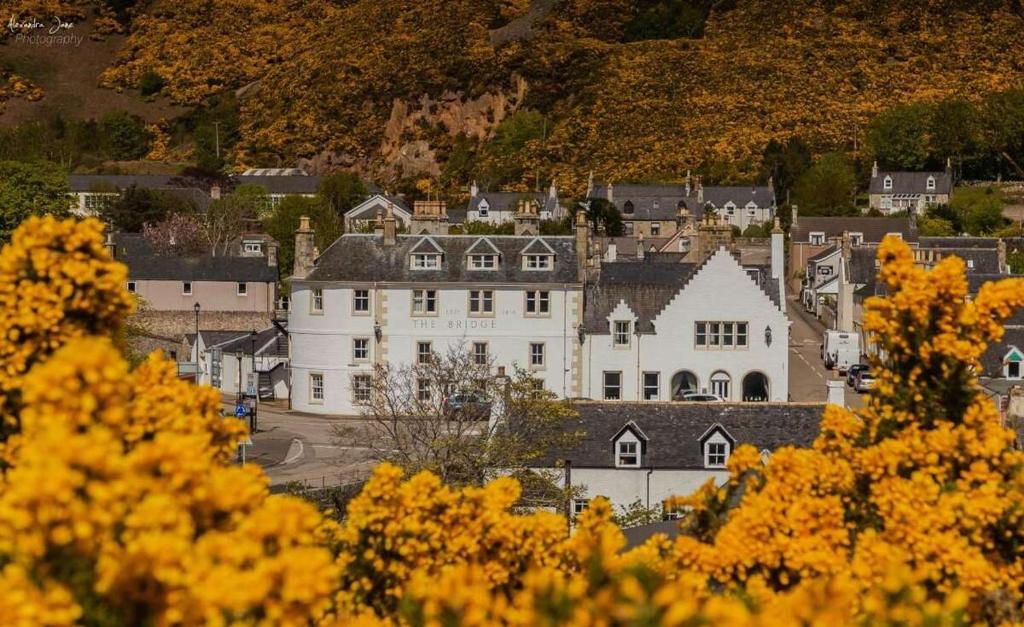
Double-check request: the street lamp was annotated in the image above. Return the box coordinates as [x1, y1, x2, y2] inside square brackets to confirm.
[235, 348, 243, 400]
[250, 330, 258, 433]
[193, 302, 201, 377]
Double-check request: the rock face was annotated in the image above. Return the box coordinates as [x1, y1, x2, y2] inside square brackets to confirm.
[378, 76, 528, 178]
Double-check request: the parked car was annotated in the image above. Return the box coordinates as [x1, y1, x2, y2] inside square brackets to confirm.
[681, 393, 725, 402]
[442, 391, 491, 417]
[854, 371, 875, 393]
[846, 364, 869, 387]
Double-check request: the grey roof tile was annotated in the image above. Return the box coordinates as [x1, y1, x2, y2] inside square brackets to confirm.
[113, 234, 278, 282]
[868, 171, 952, 195]
[791, 217, 918, 244]
[536, 401, 824, 469]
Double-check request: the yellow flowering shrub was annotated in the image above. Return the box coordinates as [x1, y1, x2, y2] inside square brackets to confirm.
[0, 218, 1011, 625]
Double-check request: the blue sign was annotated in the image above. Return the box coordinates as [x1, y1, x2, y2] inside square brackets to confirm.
[235, 402, 248, 418]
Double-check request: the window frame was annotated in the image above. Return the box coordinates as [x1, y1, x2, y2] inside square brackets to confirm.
[126, 281, 136, 293]
[528, 342, 546, 370]
[650, 222, 660, 236]
[352, 374, 372, 404]
[524, 254, 553, 271]
[416, 378, 432, 402]
[617, 440, 640, 467]
[883, 176, 893, 191]
[695, 321, 748, 350]
[642, 372, 660, 401]
[310, 288, 324, 314]
[416, 341, 433, 365]
[613, 321, 631, 348]
[353, 337, 370, 362]
[472, 342, 489, 366]
[468, 289, 495, 316]
[182, 281, 193, 296]
[468, 254, 498, 271]
[353, 289, 371, 315]
[309, 373, 324, 404]
[705, 441, 728, 468]
[809, 231, 825, 245]
[572, 498, 590, 516]
[411, 253, 442, 270]
[243, 241, 263, 254]
[525, 290, 550, 317]
[412, 289, 438, 316]
[603, 371, 622, 400]
[237, 282, 248, 296]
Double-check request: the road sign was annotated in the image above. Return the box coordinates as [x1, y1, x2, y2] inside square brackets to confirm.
[234, 402, 247, 418]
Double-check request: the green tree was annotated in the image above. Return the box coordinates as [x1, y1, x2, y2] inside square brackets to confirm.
[192, 94, 241, 174]
[866, 103, 932, 170]
[760, 136, 811, 201]
[262, 195, 343, 277]
[101, 185, 195, 233]
[953, 186, 1005, 235]
[101, 111, 150, 161]
[478, 110, 546, 185]
[0, 161, 72, 242]
[580, 198, 624, 236]
[317, 172, 367, 217]
[917, 215, 955, 237]
[792, 153, 857, 216]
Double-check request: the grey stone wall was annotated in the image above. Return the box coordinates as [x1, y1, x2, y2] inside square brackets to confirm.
[130, 310, 274, 359]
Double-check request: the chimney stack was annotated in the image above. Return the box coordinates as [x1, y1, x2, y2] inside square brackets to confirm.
[771, 217, 784, 282]
[871, 161, 879, 179]
[267, 240, 278, 267]
[383, 203, 397, 246]
[791, 204, 799, 229]
[514, 199, 540, 236]
[293, 216, 316, 279]
[411, 200, 449, 235]
[575, 211, 590, 278]
[470, 180, 479, 198]
[636, 232, 645, 260]
[104, 231, 116, 259]
[373, 209, 385, 236]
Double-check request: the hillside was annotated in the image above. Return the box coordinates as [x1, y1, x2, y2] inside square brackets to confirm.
[5, 0, 1024, 191]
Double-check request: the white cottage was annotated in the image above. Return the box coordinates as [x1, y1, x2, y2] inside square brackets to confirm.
[533, 401, 823, 514]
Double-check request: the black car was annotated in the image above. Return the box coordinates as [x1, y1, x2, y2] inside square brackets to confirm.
[847, 364, 869, 387]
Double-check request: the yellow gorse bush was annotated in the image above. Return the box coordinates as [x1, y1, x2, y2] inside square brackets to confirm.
[0, 219, 1017, 625]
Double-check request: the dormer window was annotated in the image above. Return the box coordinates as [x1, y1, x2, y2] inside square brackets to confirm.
[623, 200, 634, 215]
[725, 203, 736, 216]
[1004, 347, 1023, 379]
[700, 425, 735, 469]
[883, 176, 893, 190]
[886, 232, 903, 240]
[611, 422, 647, 468]
[243, 241, 263, 254]
[810, 231, 825, 245]
[478, 199, 489, 217]
[617, 441, 639, 467]
[411, 253, 441, 269]
[849, 232, 863, 245]
[469, 254, 498, 270]
[926, 176, 936, 191]
[524, 254, 552, 270]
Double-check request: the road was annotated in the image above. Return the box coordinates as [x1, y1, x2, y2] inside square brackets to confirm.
[227, 399, 378, 489]
[786, 296, 863, 408]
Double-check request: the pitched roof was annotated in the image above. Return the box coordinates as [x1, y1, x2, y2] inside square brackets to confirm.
[303, 234, 580, 284]
[791, 217, 918, 244]
[981, 327, 1024, 378]
[535, 402, 824, 469]
[868, 171, 952, 195]
[69, 174, 190, 192]
[808, 245, 840, 263]
[919, 237, 999, 249]
[469, 191, 560, 215]
[112, 234, 278, 282]
[464, 237, 501, 255]
[521, 237, 556, 255]
[589, 183, 775, 221]
[345, 194, 412, 220]
[698, 186, 776, 210]
[217, 325, 289, 358]
[233, 174, 320, 195]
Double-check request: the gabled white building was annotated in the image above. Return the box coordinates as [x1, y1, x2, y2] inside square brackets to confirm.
[288, 211, 587, 414]
[464, 181, 566, 225]
[344, 194, 412, 232]
[581, 242, 789, 402]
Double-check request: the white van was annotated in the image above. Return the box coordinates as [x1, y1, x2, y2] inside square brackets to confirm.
[822, 330, 860, 374]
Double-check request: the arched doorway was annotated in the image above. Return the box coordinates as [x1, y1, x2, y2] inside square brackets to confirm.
[742, 372, 770, 402]
[709, 371, 731, 400]
[671, 371, 699, 399]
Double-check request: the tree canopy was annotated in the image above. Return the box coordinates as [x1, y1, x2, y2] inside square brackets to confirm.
[0, 161, 71, 243]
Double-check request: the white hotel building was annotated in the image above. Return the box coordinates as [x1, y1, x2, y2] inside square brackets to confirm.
[288, 210, 586, 414]
[289, 208, 790, 414]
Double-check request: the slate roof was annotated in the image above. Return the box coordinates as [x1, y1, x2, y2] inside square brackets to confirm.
[589, 184, 775, 221]
[868, 171, 952, 195]
[69, 174, 189, 192]
[113, 234, 278, 282]
[791, 217, 918, 244]
[808, 245, 839, 263]
[468, 192, 560, 215]
[535, 402, 824, 469]
[304, 234, 580, 284]
[233, 174, 320, 195]
[193, 330, 250, 349]
[981, 327, 1024, 378]
[851, 248, 1007, 294]
[217, 326, 289, 358]
[583, 255, 780, 334]
[919, 237, 999, 249]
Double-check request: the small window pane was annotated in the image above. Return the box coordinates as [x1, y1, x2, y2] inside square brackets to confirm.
[642, 372, 659, 400]
[603, 371, 622, 400]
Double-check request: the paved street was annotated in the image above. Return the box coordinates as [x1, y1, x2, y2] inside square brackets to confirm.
[225, 399, 378, 489]
[786, 295, 864, 408]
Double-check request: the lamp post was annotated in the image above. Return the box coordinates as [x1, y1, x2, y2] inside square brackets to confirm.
[250, 330, 258, 433]
[235, 348, 243, 400]
[193, 302, 201, 380]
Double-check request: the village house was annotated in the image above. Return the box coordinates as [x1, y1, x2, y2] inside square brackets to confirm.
[344, 193, 413, 232]
[533, 401, 823, 515]
[234, 168, 320, 210]
[69, 174, 213, 216]
[867, 161, 953, 215]
[462, 181, 567, 225]
[190, 326, 290, 400]
[586, 173, 776, 236]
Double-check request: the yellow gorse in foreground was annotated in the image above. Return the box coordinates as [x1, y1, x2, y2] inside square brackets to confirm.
[0, 217, 1020, 625]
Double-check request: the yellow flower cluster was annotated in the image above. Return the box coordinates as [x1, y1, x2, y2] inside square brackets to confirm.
[0, 218, 339, 625]
[0, 219, 1014, 625]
